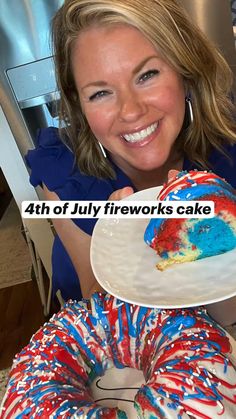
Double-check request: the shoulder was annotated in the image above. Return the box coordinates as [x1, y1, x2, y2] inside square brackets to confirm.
[25, 127, 132, 198]
[208, 142, 236, 188]
[25, 127, 75, 190]
[25, 127, 102, 197]
[184, 142, 236, 188]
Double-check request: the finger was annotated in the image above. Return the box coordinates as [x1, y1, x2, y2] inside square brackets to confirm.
[120, 186, 134, 200]
[168, 169, 179, 182]
[109, 186, 134, 201]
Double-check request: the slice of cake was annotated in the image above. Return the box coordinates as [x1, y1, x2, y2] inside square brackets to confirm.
[144, 170, 236, 270]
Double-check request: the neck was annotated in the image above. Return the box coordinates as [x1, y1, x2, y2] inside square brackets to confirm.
[127, 156, 184, 191]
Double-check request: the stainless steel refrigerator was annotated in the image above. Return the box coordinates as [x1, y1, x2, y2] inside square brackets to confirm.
[0, 0, 235, 313]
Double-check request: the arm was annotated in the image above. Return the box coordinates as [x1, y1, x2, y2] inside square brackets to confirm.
[43, 184, 104, 298]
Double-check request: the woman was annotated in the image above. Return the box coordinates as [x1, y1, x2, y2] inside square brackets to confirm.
[27, 0, 236, 324]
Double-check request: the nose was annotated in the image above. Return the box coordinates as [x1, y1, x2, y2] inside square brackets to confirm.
[118, 90, 146, 122]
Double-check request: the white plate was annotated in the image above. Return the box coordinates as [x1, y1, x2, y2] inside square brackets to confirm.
[90, 187, 236, 308]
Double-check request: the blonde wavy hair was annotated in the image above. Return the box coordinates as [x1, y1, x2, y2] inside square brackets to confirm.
[52, 0, 236, 179]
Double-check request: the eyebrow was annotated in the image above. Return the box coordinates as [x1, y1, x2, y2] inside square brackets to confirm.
[81, 55, 158, 90]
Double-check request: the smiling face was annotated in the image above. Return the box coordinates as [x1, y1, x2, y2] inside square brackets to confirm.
[71, 24, 186, 183]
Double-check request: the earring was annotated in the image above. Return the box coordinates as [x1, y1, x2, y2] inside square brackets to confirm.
[185, 96, 193, 124]
[98, 141, 107, 158]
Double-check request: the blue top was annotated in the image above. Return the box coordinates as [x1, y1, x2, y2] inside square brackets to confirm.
[26, 127, 236, 301]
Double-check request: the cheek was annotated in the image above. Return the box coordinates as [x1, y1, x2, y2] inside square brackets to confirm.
[149, 73, 185, 117]
[170, 84, 185, 116]
[84, 110, 109, 138]
[156, 87, 185, 114]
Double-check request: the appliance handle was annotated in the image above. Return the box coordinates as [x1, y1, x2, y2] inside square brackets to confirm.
[19, 91, 60, 109]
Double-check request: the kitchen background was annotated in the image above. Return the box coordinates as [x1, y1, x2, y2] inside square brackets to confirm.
[1, 0, 236, 402]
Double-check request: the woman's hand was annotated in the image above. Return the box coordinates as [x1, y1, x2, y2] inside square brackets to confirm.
[108, 186, 134, 201]
[167, 169, 179, 182]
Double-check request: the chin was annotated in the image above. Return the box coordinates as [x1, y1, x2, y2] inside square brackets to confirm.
[134, 159, 166, 172]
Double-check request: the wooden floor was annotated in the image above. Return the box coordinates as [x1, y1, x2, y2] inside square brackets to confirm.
[0, 178, 59, 370]
[0, 280, 48, 370]
[0, 170, 11, 220]
[0, 273, 61, 370]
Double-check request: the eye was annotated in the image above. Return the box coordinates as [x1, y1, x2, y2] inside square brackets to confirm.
[138, 69, 159, 83]
[89, 90, 111, 101]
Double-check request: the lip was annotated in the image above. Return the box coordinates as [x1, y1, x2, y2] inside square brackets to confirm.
[120, 120, 160, 147]
[120, 121, 159, 137]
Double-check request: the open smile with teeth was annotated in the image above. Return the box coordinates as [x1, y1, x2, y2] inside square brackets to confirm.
[122, 122, 159, 143]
